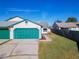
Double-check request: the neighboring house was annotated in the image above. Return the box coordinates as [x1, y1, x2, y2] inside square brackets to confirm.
[0, 16, 42, 40]
[38, 22, 51, 34]
[53, 22, 79, 31]
[53, 22, 79, 42]
[53, 22, 79, 38]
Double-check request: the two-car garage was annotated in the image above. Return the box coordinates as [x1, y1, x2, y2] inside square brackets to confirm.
[0, 28, 39, 39]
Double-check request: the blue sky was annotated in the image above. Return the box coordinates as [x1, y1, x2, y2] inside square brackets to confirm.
[0, 0, 79, 25]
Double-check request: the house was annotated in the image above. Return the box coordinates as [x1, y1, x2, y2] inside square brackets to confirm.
[38, 22, 51, 34]
[0, 16, 42, 40]
[53, 22, 79, 31]
[53, 22, 79, 42]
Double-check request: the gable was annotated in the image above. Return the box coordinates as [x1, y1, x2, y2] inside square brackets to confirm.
[14, 21, 41, 28]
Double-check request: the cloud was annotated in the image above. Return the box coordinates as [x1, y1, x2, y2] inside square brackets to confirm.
[8, 8, 40, 12]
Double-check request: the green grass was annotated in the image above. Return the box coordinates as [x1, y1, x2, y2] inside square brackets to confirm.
[39, 33, 79, 59]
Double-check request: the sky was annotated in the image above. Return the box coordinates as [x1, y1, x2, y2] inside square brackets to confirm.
[0, 0, 79, 25]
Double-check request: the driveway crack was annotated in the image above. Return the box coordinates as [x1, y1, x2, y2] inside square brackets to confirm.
[9, 43, 18, 56]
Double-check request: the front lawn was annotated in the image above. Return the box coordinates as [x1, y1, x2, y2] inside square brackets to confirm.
[39, 33, 79, 59]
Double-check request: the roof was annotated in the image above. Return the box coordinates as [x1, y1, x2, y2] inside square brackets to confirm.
[0, 16, 42, 28]
[0, 21, 24, 28]
[56, 22, 79, 28]
[6, 16, 42, 27]
[26, 20, 42, 27]
[6, 16, 23, 21]
[37, 21, 49, 28]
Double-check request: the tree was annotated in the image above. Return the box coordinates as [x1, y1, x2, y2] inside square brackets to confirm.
[66, 17, 78, 22]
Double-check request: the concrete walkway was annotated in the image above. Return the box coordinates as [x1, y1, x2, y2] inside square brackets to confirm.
[0, 40, 39, 59]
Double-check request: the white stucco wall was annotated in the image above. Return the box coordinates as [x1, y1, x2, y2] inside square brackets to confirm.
[9, 28, 14, 39]
[14, 21, 41, 28]
[48, 28, 51, 33]
[41, 28, 47, 34]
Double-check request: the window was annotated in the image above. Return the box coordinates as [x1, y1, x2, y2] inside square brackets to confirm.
[43, 28, 47, 32]
[76, 24, 79, 27]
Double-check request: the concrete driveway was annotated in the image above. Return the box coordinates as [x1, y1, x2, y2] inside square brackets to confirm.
[0, 40, 39, 59]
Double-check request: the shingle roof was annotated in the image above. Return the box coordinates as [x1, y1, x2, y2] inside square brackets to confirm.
[0, 20, 42, 28]
[26, 20, 42, 27]
[6, 16, 42, 27]
[37, 21, 49, 28]
[56, 22, 79, 28]
[0, 21, 20, 27]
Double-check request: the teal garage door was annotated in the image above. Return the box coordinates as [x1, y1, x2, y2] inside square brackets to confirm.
[14, 28, 39, 39]
[0, 29, 10, 39]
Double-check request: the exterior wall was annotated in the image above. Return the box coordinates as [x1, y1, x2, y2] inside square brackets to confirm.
[14, 21, 41, 28]
[13, 21, 42, 39]
[41, 28, 47, 34]
[8, 17, 23, 22]
[69, 28, 79, 31]
[42, 28, 51, 34]
[9, 27, 14, 39]
[48, 28, 51, 33]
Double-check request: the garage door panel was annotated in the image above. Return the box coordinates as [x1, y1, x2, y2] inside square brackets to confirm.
[14, 28, 39, 39]
[0, 29, 9, 39]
